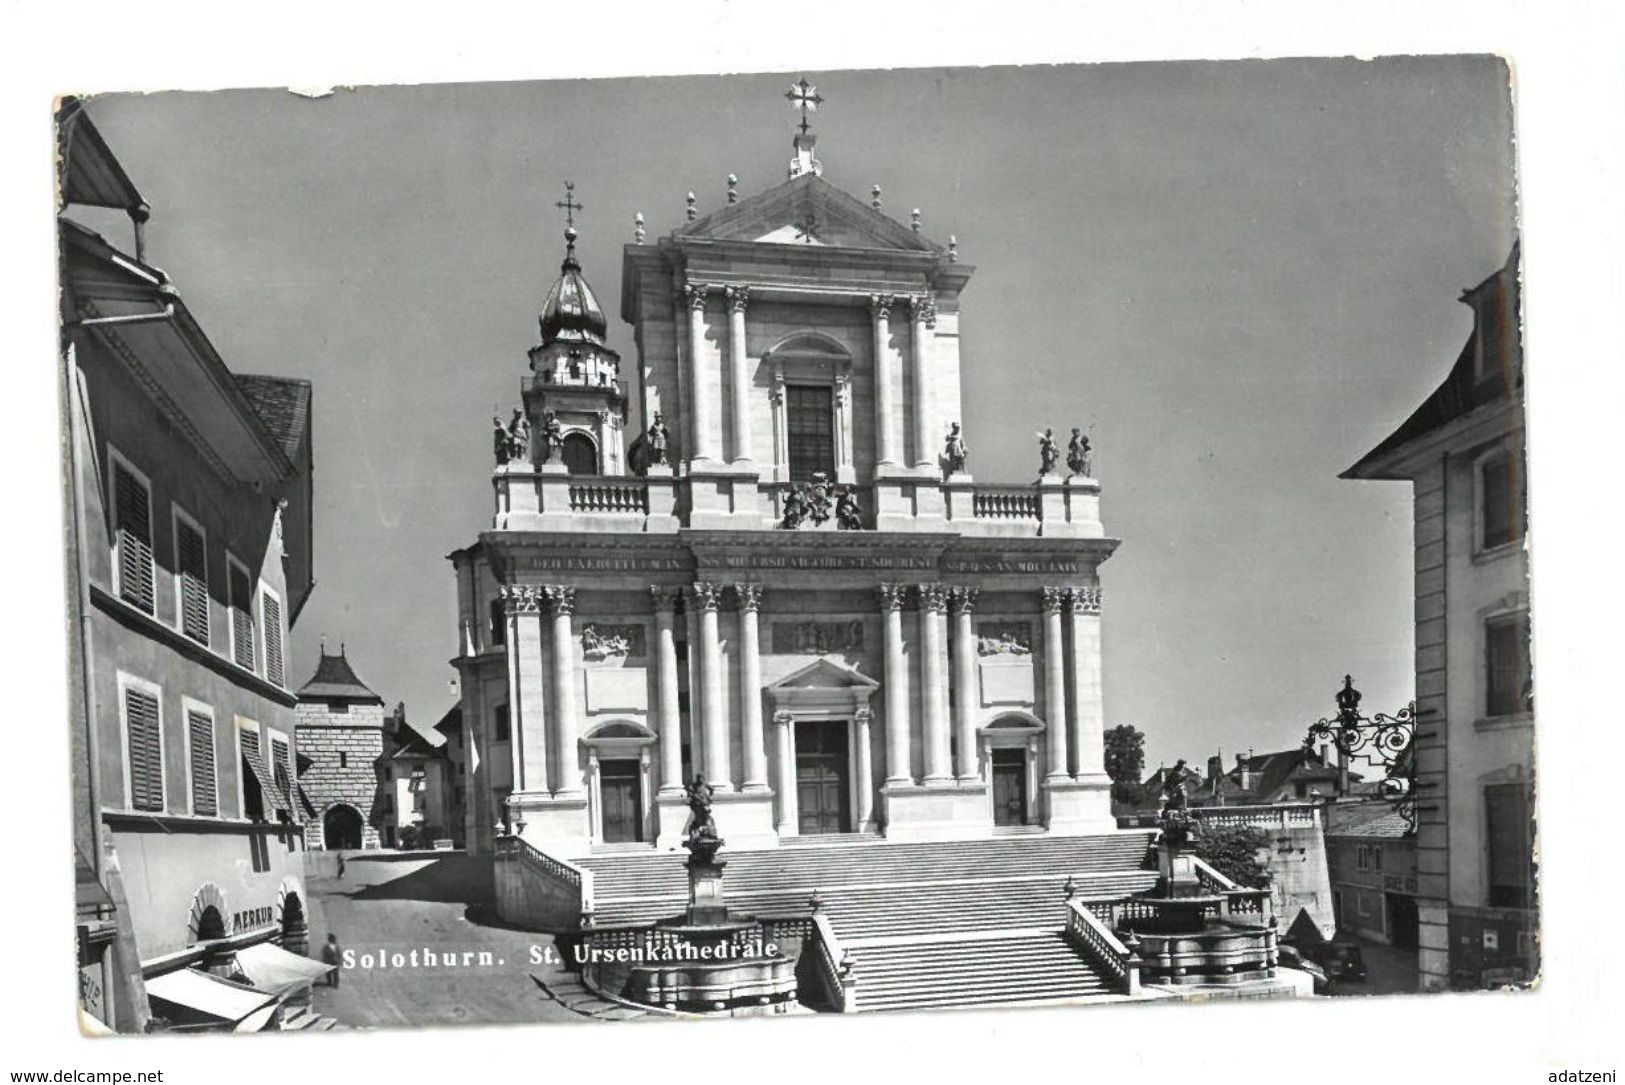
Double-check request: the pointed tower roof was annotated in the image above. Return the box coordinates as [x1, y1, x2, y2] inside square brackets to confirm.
[297, 644, 384, 703]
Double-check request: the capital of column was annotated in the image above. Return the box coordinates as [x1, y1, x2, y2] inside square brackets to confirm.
[650, 585, 681, 612]
[1041, 586, 1069, 615]
[725, 284, 751, 313]
[877, 583, 910, 611]
[853, 706, 873, 727]
[918, 583, 951, 613]
[542, 585, 576, 615]
[499, 584, 543, 615]
[1068, 585, 1102, 615]
[906, 292, 937, 327]
[683, 282, 711, 311]
[734, 583, 765, 611]
[867, 292, 895, 320]
[772, 710, 794, 729]
[690, 581, 723, 611]
[950, 585, 980, 614]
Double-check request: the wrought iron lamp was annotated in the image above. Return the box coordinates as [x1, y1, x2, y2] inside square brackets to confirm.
[1302, 675, 1423, 832]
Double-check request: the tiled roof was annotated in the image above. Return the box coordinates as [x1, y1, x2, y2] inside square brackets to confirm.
[385, 726, 446, 760]
[432, 705, 462, 736]
[234, 375, 312, 461]
[297, 649, 383, 702]
[1326, 802, 1413, 839]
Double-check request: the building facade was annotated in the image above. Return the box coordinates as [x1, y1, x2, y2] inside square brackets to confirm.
[453, 128, 1117, 859]
[61, 103, 316, 1030]
[1325, 805, 1420, 949]
[1343, 242, 1534, 990]
[294, 647, 386, 851]
[378, 714, 456, 848]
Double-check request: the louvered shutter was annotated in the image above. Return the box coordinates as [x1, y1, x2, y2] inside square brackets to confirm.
[114, 465, 155, 614]
[262, 594, 284, 688]
[125, 688, 163, 811]
[230, 564, 256, 669]
[187, 709, 217, 816]
[270, 733, 292, 806]
[176, 520, 209, 645]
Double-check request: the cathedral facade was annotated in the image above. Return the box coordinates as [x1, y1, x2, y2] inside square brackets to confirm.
[452, 127, 1117, 860]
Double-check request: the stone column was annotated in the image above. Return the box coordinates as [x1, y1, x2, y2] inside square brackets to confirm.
[735, 584, 769, 792]
[651, 587, 684, 796]
[879, 584, 912, 784]
[773, 711, 797, 835]
[691, 581, 730, 790]
[918, 583, 952, 784]
[869, 294, 899, 466]
[725, 286, 754, 466]
[907, 294, 936, 469]
[854, 707, 875, 828]
[1068, 584, 1106, 780]
[501, 585, 546, 795]
[951, 586, 980, 782]
[684, 284, 719, 464]
[544, 586, 582, 796]
[1041, 586, 1070, 781]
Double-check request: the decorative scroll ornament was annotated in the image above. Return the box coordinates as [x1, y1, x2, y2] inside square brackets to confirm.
[950, 586, 980, 614]
[734, 583, 765, 611]
[918, 583, 951, 613]
[1069, 585, 1102, 615]
[683, 283, 709, 310]
[1302, 675, 1421, 832]
[1041, 586, 1069, 614]
[877, 584, 909, 612]
[499, 584, 543, 614]
[726, 284, 751, 313]
[542, 585, 576, 615]
[690, 581, 722, 611]
[867, 292, 894, 319]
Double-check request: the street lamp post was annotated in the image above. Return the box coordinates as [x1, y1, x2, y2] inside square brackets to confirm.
[1303, 675, 1424, 832]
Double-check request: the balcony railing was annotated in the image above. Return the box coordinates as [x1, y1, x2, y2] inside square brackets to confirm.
[568, 476, 649, 514]
[971, 485, 1040, 520]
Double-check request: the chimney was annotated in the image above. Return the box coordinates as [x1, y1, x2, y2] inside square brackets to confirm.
[1235, 752, 1252, 791]
[1206, 755, 1223, 785]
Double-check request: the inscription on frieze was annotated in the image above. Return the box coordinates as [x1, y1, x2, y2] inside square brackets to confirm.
[772, 620, 866, 655]
[512, 555, 689, 573]
[943, 556, 1083, 575]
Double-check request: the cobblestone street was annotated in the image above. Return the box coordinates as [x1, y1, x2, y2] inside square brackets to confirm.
[303, 851, 644, 1028]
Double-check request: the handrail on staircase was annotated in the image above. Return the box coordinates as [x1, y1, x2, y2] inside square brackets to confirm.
[810, 912, 858, 1013]
[1065, 899, 1142, 996]
[1189, 857, 1274, 927]
[494, 833, 597, 928]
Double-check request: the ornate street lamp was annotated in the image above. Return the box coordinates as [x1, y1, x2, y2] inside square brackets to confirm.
[1303, 675, 1422, 833]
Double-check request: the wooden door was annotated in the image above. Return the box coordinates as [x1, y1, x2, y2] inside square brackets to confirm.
[599, 759, 643, 843]
[991, 748, 1028, 827]
[795, 720, 851, 835]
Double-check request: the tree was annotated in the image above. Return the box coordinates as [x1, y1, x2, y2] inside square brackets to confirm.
[1103, 724, 1147, 805]
[1194, 825, 1272, 888]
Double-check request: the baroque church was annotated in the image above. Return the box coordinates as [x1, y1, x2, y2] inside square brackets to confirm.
[450, 97, 1116, 862]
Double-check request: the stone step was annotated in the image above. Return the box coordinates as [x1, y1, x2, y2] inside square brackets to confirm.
[846, 933, 1113, 1010]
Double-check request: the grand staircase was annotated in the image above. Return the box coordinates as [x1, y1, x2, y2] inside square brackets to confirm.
[577, 832, 1156, 1012]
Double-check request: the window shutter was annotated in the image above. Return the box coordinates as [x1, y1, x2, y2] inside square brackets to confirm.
[263, 594, 285, 688]
[188, 709, 217, 816]
[125, 687, 163, 812]
[176, 520, 209, 645]
[230, 564, 256, 670]
[270, 733, 292, 806]
[114, 465, 155, 614]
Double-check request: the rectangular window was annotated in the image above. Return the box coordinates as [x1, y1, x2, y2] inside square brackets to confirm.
[112, 458, 155, 614]
[173, 511, 209, 645]
[187, 706, 217, 816]
[239, 727, 266, 821]
[489, 598, 506, 646]
[339, 751, 349, 769]
[1481, 453, 1525, 551]
[1373, 846, 1383, 872]
[239, 724, 292, 823]
[1486, 783, 1534, 909]
[1486, 614, 1531, 717]
[493, 704, 511, 743]
[261, 589, 285, 688]
[229, 559, 256, 671]
[786, 385, 836, 483]
[1356, 846, 1369, 872]
[123, 684, 164, 812]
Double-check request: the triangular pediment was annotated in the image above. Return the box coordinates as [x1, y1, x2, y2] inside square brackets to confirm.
[769, 656, 880, 690]
[675, 174, 939, 253]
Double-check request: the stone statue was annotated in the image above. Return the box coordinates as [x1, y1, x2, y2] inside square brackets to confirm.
[943, 422, 968, 477]
[1067, 428, 1092, 477]
[806, 473, 832, 525]
[1038, 428, 1059, 476]
[780, 487, 809, 529]
[540, 410, 564, 462]
[1163, 759, 1189, 812]
[835, 486, 862, 530]
[506, 409, 530, 463]
[493, 415, 509, 466]
[646, 413, 670, 466]
[683, 774, 719, 846]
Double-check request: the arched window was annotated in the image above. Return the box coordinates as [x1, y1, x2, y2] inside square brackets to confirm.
[561, 432, 598, 475]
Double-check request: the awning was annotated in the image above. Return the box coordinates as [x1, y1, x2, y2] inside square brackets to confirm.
[144, 968, 277, 1030]
[234, 942, 334, 999]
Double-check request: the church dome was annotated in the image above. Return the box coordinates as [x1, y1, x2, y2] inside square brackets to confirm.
[538, 225, 608, 347]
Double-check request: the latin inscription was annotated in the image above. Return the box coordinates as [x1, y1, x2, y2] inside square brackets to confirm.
[943, 557, 1081, 575]
[512, 556, 688, 573]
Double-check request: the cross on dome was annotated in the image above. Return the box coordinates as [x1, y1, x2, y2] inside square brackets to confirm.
[785, 77, 823, 135]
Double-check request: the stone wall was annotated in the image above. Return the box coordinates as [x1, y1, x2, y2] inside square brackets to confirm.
[295, 700, 386, 849]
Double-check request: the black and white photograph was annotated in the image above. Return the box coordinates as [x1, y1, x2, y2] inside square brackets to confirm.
[13, 3, 1624, 1080]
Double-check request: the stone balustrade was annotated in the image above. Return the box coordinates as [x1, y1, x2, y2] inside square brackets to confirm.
[568, 476, 650, 514]
[1188, 803, 1322, 831]
[493, 834, 596, 931]
[1064, 898, 1143, 995]
[809, 912, 858, 1013]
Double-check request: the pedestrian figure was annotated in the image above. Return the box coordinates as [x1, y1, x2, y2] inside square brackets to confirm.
[336, 850, 346, 879]
[321, 932, 342, 987]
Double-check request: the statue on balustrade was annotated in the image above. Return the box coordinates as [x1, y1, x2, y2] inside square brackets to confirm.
[943, 422, 969, 477]
[780, 487, 809, 529]
[1037, 428, 1059, 476]
[1159, 759, 1196, 848]
[493, 415, 509, 466]
[505, 409, 530, 464]
[646, 413, 670, 466]
[1067, 428, 1093, 477]
[540, 410, 564, 463]
[835, 486, 863, 530]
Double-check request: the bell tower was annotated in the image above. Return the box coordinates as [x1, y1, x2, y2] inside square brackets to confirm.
[521, 182, 629, 476]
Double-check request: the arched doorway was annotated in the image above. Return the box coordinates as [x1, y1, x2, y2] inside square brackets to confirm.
[323, 803, 364, 850]
[561, 432, 598, 475]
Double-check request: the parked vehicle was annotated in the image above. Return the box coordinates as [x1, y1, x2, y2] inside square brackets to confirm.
[1278, 944, 1333, 995]
[1306, 940, 1369, 983]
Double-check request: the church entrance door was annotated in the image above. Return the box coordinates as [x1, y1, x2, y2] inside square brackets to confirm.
[795, 719, 850, 835]
[991, 748, 1028, 827]
[599, 759, 643, 843]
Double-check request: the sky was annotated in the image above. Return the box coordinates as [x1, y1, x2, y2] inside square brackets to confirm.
[72, 57, 1518, 768]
